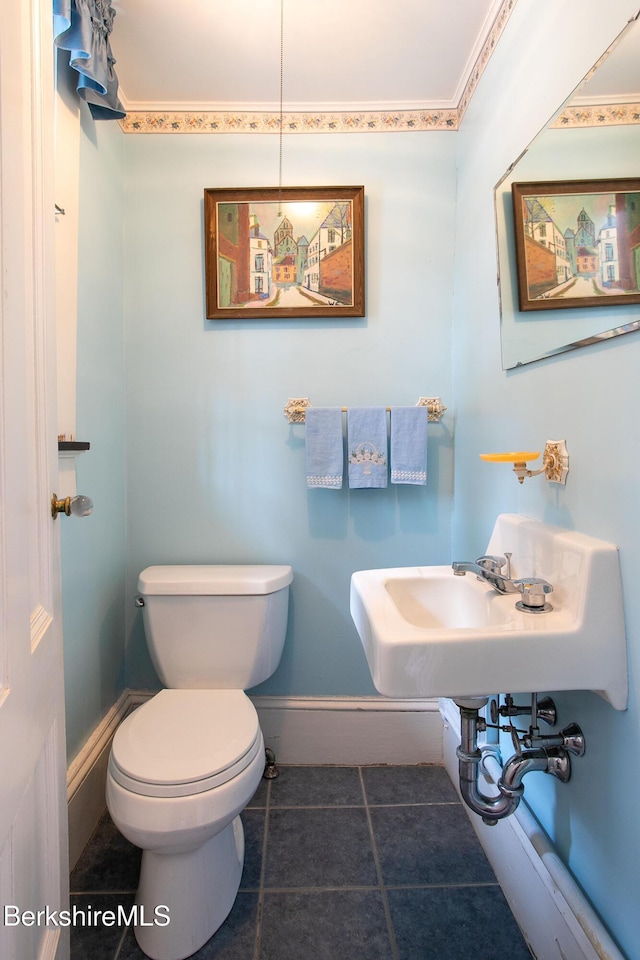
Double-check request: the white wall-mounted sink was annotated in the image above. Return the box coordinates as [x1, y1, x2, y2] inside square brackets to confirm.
[350, 514, 628, 709]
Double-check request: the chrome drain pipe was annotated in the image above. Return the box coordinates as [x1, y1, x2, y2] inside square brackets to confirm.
[456, 704, 573, 826]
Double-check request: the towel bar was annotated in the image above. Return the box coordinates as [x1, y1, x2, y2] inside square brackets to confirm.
[283, 396, 446, 424]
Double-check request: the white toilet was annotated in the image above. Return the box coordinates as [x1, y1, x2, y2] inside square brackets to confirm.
[106, 564, 293, 960]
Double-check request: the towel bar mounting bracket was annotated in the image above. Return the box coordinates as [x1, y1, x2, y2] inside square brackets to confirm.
[283, 396, 446, 424]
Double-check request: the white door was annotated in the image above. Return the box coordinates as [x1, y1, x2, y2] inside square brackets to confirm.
[0, 0, 70, 958]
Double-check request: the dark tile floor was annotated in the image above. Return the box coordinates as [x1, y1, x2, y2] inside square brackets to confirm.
[70, 765, 533, 960]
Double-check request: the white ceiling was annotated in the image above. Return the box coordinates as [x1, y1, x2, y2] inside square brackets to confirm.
[574, 14, 640, 103]
[109, 1, 639, 114]
[110, 0, 504, 112]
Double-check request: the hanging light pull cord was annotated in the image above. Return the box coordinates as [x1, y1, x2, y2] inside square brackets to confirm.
[278, 0, 284, 215]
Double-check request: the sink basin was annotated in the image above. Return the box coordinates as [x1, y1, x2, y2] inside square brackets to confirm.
[384, 575, 514, 629]
[350, 514, 628, 709]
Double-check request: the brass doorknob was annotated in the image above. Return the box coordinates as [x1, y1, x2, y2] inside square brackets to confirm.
[51, 494, 93, 519]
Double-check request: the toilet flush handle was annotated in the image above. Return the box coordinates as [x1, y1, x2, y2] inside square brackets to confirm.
[134, 596, 145, 608]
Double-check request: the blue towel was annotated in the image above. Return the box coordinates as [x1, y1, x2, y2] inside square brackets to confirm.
[390, 406, 427, 484]
[347, 408, 388, 489]
[305, 408, 344, 489]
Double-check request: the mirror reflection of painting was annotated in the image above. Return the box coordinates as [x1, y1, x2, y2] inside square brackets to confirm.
[513, 180, 640, 310]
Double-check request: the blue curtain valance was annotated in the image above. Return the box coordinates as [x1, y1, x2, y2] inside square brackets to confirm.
[54, 0, 125, 121]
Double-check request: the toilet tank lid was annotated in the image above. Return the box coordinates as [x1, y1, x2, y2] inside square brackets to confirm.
[137, 564, 293, 596]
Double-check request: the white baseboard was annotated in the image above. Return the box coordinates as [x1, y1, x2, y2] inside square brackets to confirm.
[66, 690, 149, 870]
[440, 698, 624, 960]
[251, 695, 443, 765]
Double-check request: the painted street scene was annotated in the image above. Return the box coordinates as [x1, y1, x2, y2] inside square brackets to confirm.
[216, 199, 354, 309]
[521, 190, 640, 301]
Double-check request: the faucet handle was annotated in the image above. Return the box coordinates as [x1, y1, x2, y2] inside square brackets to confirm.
[476, 555, 507, 574]
[513, 578, 553, 613]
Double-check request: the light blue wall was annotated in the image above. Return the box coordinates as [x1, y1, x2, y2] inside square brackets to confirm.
[60, 105, 126, 762]
[452, 2, 640, 957]
[122, 132, 456, 694]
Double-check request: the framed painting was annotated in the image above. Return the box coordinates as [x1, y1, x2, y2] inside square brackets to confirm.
[204, 185, 365, 319]
[512, 178, 640, 311]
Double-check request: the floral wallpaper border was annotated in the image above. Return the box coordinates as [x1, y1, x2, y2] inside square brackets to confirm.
[119, 109, 460, 134]
[551, 102, 640, 128]
[119, 99, 640, 136]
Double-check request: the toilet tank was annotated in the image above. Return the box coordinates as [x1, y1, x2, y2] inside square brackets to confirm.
[137, 565, 293, 689]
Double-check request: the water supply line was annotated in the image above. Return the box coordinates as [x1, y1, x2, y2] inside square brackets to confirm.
[454, 696, 585, 826]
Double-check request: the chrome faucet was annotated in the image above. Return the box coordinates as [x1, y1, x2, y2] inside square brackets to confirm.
[452, 553, 553, 612]
[452, 554, 516, 593]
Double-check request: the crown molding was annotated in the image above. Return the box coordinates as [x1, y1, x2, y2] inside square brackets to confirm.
[119, 97, 459, 115]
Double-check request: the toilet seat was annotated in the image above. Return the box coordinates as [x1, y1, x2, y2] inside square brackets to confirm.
[109, 689, 262, 799]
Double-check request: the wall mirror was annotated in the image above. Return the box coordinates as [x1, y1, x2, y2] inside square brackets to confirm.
[495, 17, 640, 370]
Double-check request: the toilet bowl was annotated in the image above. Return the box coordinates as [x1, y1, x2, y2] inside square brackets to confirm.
[107, 690, 264, 960]
[106, 565, 292, 960]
